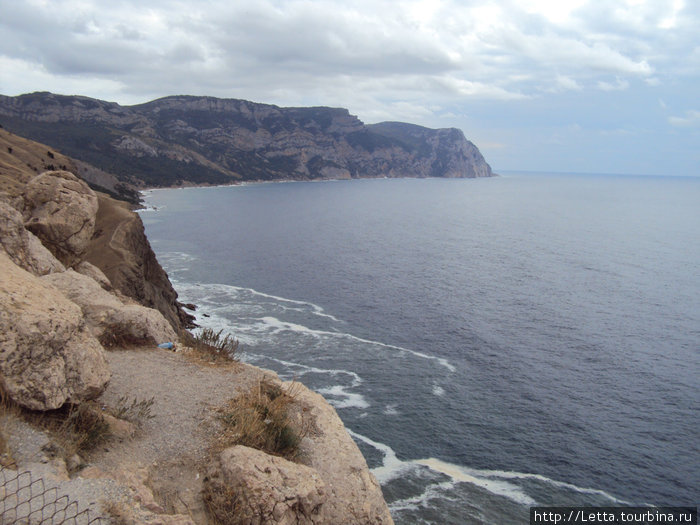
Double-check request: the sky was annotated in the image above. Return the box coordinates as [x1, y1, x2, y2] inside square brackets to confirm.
[1, 0, 698, 176]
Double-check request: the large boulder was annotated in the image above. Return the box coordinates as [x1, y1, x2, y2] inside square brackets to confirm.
[22, 170, 98, 266]
[204, 445, 326, 525]
[0, 199, 65, 275]
[41, 269, 177, 346]
[289, 382, 394, 524]
[0, 252, 110, 410]
[203, 380, 394, 525]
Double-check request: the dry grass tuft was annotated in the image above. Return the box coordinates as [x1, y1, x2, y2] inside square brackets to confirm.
[203, 483, 240, 525]
[215, 379, 304, 460]
[111, 395, 155, 423]
[182, 328, 239, 365]
[0, 381, 18, 467]
[102, 499, 133, 525]
[25, 401, 112, 460]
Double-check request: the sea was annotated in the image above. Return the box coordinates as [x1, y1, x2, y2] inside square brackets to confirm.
[138, 172, 699, 524]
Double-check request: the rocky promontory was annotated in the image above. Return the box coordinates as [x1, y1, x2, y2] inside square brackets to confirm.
[0, 130, 393, 524]
[0, 92, 493, 190]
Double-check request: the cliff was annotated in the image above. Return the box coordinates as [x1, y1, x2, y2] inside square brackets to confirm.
[0, 132, 393, 524]
[0, 92, 493, 187]
[0, 128, 192, 331]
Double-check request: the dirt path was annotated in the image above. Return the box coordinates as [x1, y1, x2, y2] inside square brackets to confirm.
[92, 347, 271, 523]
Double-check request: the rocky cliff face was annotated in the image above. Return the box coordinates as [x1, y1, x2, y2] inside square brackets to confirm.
[0, 129, 192, 332]
[0, 92, 493, 187]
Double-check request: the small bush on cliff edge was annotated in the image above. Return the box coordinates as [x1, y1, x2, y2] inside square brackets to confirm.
[187, 327, 239, 363]
[215, 379, 303, 460]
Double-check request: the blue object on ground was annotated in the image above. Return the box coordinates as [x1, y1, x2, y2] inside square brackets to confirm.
[157, 342, 174, 349]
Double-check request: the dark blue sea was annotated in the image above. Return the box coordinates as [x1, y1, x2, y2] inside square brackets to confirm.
[139, 172, 700, 524]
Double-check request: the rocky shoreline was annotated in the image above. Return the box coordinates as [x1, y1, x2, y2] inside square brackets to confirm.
[0, 129, 393, 524]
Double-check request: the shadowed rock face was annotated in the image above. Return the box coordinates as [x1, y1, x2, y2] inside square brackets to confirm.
[0, 92, 493, 187]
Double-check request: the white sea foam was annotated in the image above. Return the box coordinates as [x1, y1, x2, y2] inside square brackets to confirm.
[240, 288, 341, 321]
[415, 458, 537, 506]
[317, 385, 369, 409]
[432, 384, 445, 396]
[347, 429, 407, 484]
[468, 467, 630, 504]
[388, 481, 457, 513]
[347, 431, 622, 508]
[156, 270, 456, 373]
[260, 355, 363, 386]
[256, 316, 456, 372]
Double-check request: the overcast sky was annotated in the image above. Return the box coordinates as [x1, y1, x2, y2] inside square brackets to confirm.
[1, 0, 698, 176]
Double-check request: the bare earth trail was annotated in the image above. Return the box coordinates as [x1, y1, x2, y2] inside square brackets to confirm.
[93, 347, 270, 523]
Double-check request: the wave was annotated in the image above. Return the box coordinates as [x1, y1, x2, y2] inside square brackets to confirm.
[349, 429, 626, 508]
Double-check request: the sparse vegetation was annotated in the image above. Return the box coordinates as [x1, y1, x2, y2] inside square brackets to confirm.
[203, 484, 240, 525]
[0, 383, 17, 468]
[102, 499, 132, 525]
[112, 395, 155, 423]
[1, 381, 110, 465]
[37, 402, 112, 458]
[215, 379, 303, 460]
[190, 328, 239, 363]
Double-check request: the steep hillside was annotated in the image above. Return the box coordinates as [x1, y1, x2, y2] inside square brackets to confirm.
[0, 92, 493, 187]
[0, 128, 192, 330]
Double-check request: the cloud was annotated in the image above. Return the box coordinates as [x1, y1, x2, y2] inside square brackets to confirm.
[597, 78, 630, 91]
[668, 109, 700, 127]
[0, 0, 698, 175]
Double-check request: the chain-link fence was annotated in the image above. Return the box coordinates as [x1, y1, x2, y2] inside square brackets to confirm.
[0, 467, 106, 524]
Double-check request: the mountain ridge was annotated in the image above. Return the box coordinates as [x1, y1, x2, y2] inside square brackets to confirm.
[0, 92, 493, 188]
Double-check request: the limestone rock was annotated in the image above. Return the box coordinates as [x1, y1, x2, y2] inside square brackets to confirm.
[288, 382, 394, 524]
[204, 445, 326, 525]
[0, 251, 110, 410]
[74, 260, 112, 290]
[40, 270, 177, 346]
[0, 93, 494, 186]
[22, 170, 98, 266]
[0, 199, 65, 275]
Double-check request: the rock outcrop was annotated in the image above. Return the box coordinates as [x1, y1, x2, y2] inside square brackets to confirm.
[0, 198, 65, 275]
[21, 170, 98, 266]
[205, 446, 326, 525]
[0, 92, 493, 187]
[0, 128, 193, 332]
[290, 382, 394, 524]
[203, 379, 394, 525]
[0, 251, 110, 410]
[41, 269, 177, 346]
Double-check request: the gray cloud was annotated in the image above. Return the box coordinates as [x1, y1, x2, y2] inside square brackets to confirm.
[0, 0, 697, 175]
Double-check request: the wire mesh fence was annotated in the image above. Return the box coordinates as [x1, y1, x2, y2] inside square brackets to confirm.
[0, 466, 107, 524]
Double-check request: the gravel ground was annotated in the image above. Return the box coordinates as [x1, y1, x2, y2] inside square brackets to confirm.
[2, 346, 273, 524]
